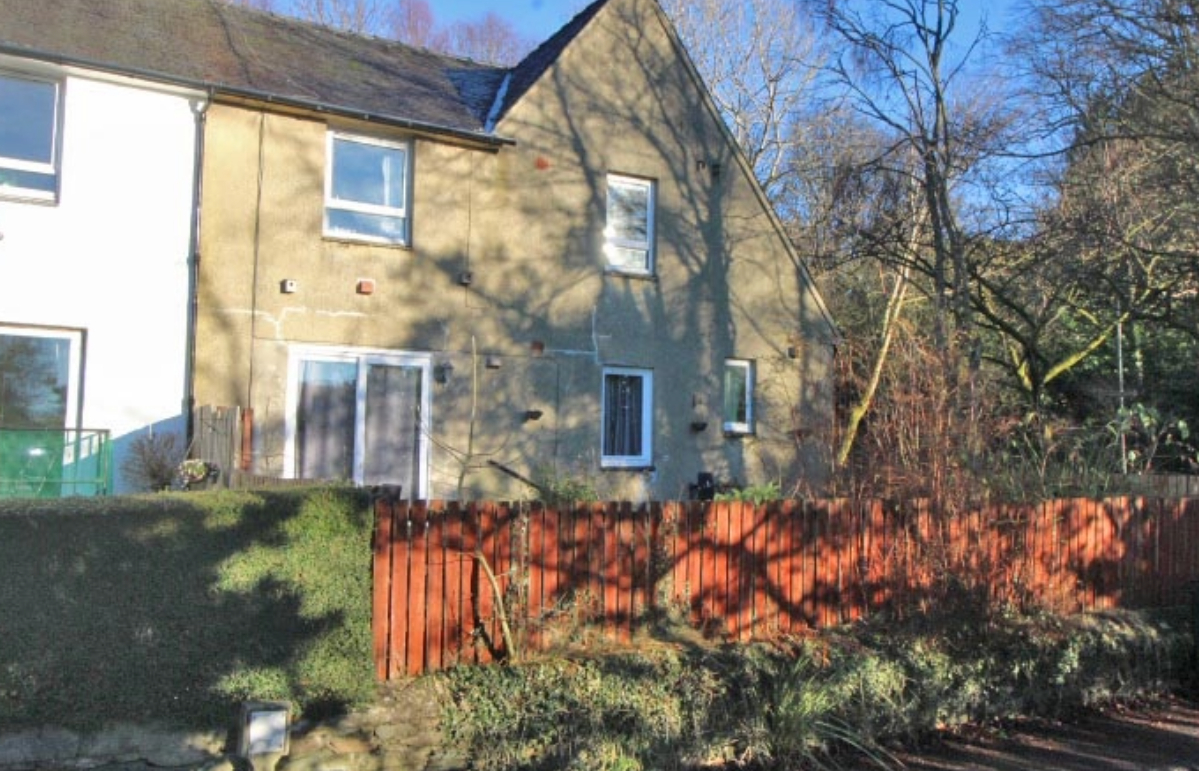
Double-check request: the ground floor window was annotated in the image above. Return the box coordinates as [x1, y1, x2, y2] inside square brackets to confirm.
[285, 347, 430, 496]
[723, 359, 754, 434]
[0, 324, 83, 497]
[601, 366, 653, 468]
[0, 324, 81, 431]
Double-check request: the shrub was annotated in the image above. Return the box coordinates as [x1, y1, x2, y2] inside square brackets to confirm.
[120, 431, 186, 492]
[714, 481, 782, 505]
[438, 608, 1192, 770]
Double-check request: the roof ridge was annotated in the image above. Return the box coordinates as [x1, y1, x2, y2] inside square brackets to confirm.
[0, 0, 508, 139]
[495, 0, 610, 120]
[206, 0, 507, 71]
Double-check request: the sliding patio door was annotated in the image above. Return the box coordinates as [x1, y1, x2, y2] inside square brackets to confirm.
[290, 348, 429, 496]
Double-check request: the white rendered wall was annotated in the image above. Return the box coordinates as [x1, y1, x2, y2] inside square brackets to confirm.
[0, 65, 203, 492]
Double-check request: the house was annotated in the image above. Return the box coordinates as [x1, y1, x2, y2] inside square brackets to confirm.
[0, 6, 207, 495]
[0, 0, 837, 500]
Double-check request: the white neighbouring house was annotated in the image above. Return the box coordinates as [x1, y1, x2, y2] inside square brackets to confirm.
[0, 55, 205, 494]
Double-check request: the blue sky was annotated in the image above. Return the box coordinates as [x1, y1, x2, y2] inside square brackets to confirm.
[419, 1, 586, 43]
[441, 0, 1023, 50]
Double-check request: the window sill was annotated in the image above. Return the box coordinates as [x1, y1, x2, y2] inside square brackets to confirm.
[604, 267, 657, 281]
[600, 463, 656, 472]
[0, 189, 58, 206]
[322, 233, 411, 250]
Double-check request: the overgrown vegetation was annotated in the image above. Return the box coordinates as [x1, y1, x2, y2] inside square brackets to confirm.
[0, 486, 375, 730]
[0, 486, 1193, 771]
[440, 607, 1192, 770]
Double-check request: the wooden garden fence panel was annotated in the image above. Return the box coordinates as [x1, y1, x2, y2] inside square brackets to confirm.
[372, 496, 1199, 680]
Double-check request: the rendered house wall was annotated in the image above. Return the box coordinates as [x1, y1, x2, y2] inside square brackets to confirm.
[0, 60, 201, 492]
[193, 0, 834, 500]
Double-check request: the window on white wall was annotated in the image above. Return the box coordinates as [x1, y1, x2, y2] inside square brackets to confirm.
[604, 174, 655, 274]
[0, 325, 81, 431]
[324, 131, 411, 245]
[723, 359, 754, 434]
[0, 72, 61, 202]
[601, 367, 653, 467]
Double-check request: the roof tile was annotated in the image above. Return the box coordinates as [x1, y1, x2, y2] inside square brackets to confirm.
[0, 0, 509, 136]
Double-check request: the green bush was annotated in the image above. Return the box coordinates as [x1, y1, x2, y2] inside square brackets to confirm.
[0, 486, 375, 730]
[438, 608, 1192, 770]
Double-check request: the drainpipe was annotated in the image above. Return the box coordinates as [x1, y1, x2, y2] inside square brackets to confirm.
[183, 93, 211, 450]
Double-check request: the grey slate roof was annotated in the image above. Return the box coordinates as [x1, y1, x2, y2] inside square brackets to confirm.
[0, 0, 511, 138]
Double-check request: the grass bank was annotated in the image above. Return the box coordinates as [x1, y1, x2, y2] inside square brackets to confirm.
[0, 486, 375, 730]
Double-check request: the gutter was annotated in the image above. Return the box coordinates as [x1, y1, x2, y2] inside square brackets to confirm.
[0, 44, 515, 149]
[183, 92, 211, 450]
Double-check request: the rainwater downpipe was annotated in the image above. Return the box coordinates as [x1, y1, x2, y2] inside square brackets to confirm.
[183, 92, 211, 449]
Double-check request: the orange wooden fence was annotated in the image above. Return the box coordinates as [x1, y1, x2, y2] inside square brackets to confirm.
[372, 497, 1199, 679]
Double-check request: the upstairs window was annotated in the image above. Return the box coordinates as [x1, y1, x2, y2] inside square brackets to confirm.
[324, 131, 410, 245]
[604, 174, 655, 275]
[0, 72, 61, 202]
[601, 367, 653, 468]
[723, 359, 754, 434]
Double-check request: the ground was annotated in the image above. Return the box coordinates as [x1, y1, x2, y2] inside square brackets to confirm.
[873, 695, 1199, 771]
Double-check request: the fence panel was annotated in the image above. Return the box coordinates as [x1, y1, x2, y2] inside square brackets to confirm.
[373, 496, 1199, 679]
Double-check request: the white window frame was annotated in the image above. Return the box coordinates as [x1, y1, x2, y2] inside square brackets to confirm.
[0, 324, 83, 430]
[0, 70, 63, 203]
[722, 359, 755, 435]
[600, 366, 653, 468]
[283, 345, 431, 494]
[603, 173, 655, 275]
[323, 131, 411, 245]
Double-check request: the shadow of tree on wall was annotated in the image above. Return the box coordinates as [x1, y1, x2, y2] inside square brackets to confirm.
[0, 487, 373, 731]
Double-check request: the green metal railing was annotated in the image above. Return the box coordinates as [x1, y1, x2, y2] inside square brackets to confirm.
[0, 428, 112, 498]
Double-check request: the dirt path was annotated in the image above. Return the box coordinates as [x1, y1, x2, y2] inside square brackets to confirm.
[878, 696, 1199, 771]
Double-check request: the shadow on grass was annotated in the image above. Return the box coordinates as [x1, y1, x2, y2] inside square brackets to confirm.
[0, 486, 374, 731]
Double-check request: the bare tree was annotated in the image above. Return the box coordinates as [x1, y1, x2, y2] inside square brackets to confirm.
[388, 0, 438, 49]
[811, 0, 1024, 467]
[438, 13, 531, 65]
[661, 0, 828, 208]
[290, 0, 388, 34]
[1018, 0, 1199, 344]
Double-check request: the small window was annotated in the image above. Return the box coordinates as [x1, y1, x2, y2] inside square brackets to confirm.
[601, 367, 653, 467]
[604, 174, 655, 274]
[324, 131, 410, 245]
[723, 359, 754, 434]
[0, 72, 61, 202]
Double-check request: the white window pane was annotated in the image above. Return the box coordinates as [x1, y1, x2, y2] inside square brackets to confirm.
[363, 364, 423, 490]
[297, 360, 357, 481]
[608, 183, 648, 243]
[601, 367, 652, 466]
[724, 364, 743, 424]
[331, 137, 406, 211]
[605, 175, 654, 273]
[723, 362, 751, 429]
[0, 333, 70, 429]
[0, 168, 56, 194]
[603, 244, 649, 273]
[326, 209, 407, 242]
[604, 373, 643, 457]
[0, 76, 56, 166]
